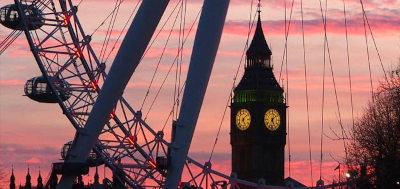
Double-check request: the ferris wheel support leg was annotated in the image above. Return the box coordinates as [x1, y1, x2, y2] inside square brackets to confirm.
[57, 0, 170, 188]
[164, 0, 230, 188]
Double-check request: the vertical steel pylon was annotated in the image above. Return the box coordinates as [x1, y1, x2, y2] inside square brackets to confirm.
[164, 0, 230, 188]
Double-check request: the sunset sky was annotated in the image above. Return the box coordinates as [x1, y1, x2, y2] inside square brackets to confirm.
[1, 0, 399, 187]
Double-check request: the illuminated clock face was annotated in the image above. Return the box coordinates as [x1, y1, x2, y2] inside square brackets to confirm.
[264, 109, 281, 131]
[236, 109, 251, 131]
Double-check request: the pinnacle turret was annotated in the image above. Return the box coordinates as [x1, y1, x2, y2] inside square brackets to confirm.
[245, 2, 272, 68]
[25, 166, 32, 189]
[10, 166, 16, 189]
[37, 168, 44, 189]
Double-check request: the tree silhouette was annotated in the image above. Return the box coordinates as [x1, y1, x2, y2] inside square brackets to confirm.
[348, 64, 400, 188]
[0, 164, 9, 189]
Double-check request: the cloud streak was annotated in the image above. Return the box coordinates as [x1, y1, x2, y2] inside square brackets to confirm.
[223, 15, 400, 37]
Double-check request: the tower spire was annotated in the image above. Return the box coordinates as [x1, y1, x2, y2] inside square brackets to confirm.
[10, 165, 16, 189]
[246, 0, 272, 68]
[94, 166, 100, 184]
[25, 165, 32, 189]
[37, 166, 44, 189]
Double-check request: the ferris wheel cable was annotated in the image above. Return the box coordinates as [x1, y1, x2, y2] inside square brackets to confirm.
[0, 30, 22, 55]
[284, 0, 294, 181]
[103, 0, 141, 63]
[362, 7, 374, 102]
[173, 0, 184, 120]
[174, 0, 187, 120]
[342, 0, 355, 135]
[143, 7, 201, 123]
[102, 0, 123, 62]
[299, 0, 314, 184]
[140, 0, 183, 112]
[322, 0, 329, 179]
[248, 0, 255, 39]
[359, 0, 388, 86]
[179, 1, 187, 109]
[283, 0, 292, 177]
[161, 82, 186, 130]
[360, 0, 391, 100]
[318, 0, 327, 184]
[99, 0, 122, 62]
[318, 0, 349, 168]
[283, 0, 295, 182]
[129, 0, 188, 113]
[137, 0, 182, 63]
[89, 0, 126, 37]
[0, 27, 18, 47]
[232, 3, 257, 88]
[278, 0, 294, 83]
[76, 0, 84, 7]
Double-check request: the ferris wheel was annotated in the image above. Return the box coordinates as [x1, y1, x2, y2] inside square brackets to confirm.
[0, 0, 242, 188]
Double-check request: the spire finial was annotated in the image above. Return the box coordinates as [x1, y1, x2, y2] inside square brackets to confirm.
[257, 0, 261, 14]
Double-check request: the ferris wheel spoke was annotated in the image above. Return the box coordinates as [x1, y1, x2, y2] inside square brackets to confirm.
[36, 0, 54, 10]
[102, 146, 162, 183]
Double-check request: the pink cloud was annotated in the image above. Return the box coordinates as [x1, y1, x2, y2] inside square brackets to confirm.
[126, 81, 162, 88]
[223, 15, 400, 37]
[9, 65, 29, 71]
[23, 158, 41, 164]
[0, 79, 25, 86]
[147, 63, 189, 72]
[380, 0, 397, 5]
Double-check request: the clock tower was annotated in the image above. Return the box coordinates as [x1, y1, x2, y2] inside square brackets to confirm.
[230, 4, 286, 187]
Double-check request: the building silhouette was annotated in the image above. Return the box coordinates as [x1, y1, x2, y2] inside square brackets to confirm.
[10, 166, 16, 189]
[24, 167, 31, 189]
[230, 3, 286, 187]
[10, 166, 109, 189]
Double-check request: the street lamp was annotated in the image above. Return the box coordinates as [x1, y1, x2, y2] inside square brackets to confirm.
[346, 170, 358, 189]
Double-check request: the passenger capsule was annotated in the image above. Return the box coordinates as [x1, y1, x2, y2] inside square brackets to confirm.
[24, 76, 72, 103]
[61, 141, 105, 167]
[0, 4, 44, 30]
